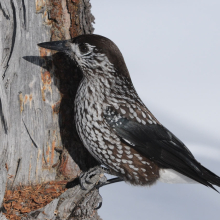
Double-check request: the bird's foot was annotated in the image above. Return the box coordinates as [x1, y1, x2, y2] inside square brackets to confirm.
[79, 166, 107, 190]
[79, 166, 124, 190]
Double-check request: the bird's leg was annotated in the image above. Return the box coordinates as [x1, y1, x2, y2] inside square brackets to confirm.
[96, 177, 124, 189]
[95, 166, 124, 188]
[79, 166, 124, 190]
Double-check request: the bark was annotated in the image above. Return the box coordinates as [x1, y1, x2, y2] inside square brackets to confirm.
[0, 0, 103, 219]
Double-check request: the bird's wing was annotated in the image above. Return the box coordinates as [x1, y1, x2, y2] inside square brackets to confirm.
[103, 106, 218, 191]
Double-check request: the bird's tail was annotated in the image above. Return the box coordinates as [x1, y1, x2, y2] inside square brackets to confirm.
[201, 165, 220, 189]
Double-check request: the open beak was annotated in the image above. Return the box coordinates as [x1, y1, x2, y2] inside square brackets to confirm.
[37, 40, 71, 52]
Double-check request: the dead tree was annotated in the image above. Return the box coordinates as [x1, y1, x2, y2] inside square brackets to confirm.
[0, 0, 103, 219]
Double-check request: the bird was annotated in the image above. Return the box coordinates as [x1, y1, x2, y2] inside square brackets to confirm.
[38, 34, 220, 192]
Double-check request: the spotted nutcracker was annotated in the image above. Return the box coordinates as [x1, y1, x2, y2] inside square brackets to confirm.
[38, 34, 220, 191]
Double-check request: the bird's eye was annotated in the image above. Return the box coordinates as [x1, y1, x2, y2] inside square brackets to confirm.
[78, 43, 89, 54]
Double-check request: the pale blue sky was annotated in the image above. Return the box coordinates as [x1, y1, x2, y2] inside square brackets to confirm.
[90, 1, 220, 219]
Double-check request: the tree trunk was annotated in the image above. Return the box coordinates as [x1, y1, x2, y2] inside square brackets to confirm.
[0, 0, 103, 219]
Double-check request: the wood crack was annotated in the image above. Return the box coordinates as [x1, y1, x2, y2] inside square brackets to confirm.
[22, 118, 39, 149]
[11, 158, 21, 186]
[0, 98, 8, 134]
[21, 0, 26, 29]
[14, 159, 21, 180]
[3, 0, 17, 79]
[0, 2, 10, 20]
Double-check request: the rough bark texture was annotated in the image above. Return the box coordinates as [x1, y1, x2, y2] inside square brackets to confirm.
[0, 0, 103, 219]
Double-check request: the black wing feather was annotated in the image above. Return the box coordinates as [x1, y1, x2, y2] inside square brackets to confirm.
[104, 107, 220, 191]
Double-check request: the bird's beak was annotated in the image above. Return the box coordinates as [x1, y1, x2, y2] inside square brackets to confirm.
[37, 40, 71, 52]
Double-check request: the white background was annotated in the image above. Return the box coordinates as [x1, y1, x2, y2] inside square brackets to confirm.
[90, 1, 220, 219]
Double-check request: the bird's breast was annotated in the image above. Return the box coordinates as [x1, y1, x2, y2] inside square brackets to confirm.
[74, 81, 107, 159]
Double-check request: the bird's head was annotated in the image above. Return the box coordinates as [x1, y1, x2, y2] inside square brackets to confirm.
[38, 34, 130, 80]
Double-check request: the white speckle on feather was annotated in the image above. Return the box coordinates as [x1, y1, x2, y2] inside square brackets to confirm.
[102, 150, 107, 154]
[136, 117, 141, 123]
[125, 150, 131, 155]
[142, 112, 146, 118]
[129, 108, 134, 113]
[134, 175, 139, 180]
[129, 114, 134, 119]
[110, 155, 115, 160]
[109, 145, 114, 150]
[120, 169, 125, 174]
[104, 154, 109, 159]
[129, 165, 139, 171]
[117, 149, 123, 154]
[147, 119, 153, 124]
[120, 109, 126, 114]
[107, 150, 112, 155]
[117, 145, 122, 150]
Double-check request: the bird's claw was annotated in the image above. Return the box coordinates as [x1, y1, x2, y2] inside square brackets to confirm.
[94, 201, 102, 210]
[94, 193, 103, 210]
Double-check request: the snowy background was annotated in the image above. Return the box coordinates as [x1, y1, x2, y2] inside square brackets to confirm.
[90, 1, 220, 220]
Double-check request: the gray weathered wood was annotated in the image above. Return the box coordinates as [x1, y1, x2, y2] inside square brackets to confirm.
[0, 0, 103, 219]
